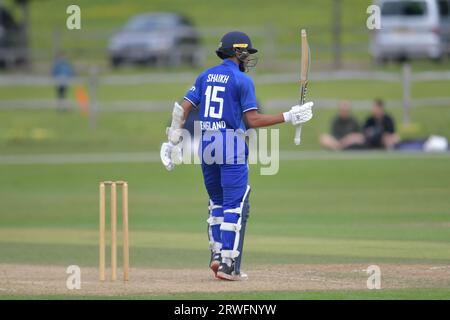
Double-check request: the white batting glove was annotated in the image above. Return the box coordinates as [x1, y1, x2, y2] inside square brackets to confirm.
[166, 127, 183, 145]
[160, 142, 183, 171]
[283, 101, 314, 126]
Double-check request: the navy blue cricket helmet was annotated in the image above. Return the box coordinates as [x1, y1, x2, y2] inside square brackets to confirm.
[215, 31, 258, 60]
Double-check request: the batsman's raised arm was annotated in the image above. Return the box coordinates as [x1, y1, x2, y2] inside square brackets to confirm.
[244, 102, 314, 129]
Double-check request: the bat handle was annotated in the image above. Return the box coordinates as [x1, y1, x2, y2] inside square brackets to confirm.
[294, 125, 302, 145]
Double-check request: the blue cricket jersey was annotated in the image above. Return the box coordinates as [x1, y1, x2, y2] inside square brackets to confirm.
[184, 59, 258, 132]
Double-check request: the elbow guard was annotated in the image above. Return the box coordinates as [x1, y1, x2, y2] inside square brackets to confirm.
[171, 102, 185, 129]
[167, 102, 185, 145]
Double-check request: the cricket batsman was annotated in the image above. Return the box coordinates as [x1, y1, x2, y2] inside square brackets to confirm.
[161, 31, 313, 280]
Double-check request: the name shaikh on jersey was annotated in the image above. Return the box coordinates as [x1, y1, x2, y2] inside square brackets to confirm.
[206, 73, 229, 84]
[201, 72, 229, 131]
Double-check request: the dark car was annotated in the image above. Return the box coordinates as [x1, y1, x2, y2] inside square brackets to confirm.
[0, 6, 27, 68]
[108, 12, 203, 67]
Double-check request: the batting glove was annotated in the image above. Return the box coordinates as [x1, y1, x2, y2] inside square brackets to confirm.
[283, 101, 314, 126]
[160, 142, 183, 171]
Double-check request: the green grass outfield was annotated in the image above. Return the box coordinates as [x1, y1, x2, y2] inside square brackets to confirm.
[1, 74, 450, 300]
[1, 105, 450, 154]
[1, 79, 449, 102]
[0, 157, 449, 299]
[4, 289, 450, 300]
[1, 74, 449, 155]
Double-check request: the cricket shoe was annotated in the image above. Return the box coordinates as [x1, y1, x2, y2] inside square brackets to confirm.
[216, 262, 248, 281]
[209, 252, 221, 277]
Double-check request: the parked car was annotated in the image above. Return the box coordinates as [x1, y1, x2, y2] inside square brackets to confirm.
[108, 12, 203, 68]
[438, 0, 450, 54]
[370, 0, 450, 62]
[0, 6, 27, 68]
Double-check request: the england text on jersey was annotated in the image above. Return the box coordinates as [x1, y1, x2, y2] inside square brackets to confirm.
[200, 120, 227, 130]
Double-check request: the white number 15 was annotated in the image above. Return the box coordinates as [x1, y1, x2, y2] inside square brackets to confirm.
[204, 85, 225, 119]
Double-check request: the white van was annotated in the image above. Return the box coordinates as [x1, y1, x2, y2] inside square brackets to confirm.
[370, 0, 450, 62]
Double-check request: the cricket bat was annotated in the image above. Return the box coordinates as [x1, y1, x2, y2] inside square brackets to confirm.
[294, 29, 310, 145]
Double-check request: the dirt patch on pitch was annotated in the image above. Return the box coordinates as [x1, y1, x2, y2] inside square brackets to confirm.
[1, 263, 449, 297]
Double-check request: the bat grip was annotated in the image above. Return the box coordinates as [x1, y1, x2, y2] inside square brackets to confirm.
[294, 125, 302, 145]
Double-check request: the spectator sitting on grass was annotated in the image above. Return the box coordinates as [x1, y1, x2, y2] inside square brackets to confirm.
[320, 100, 365, 150]
[363, 99, 400, 150]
